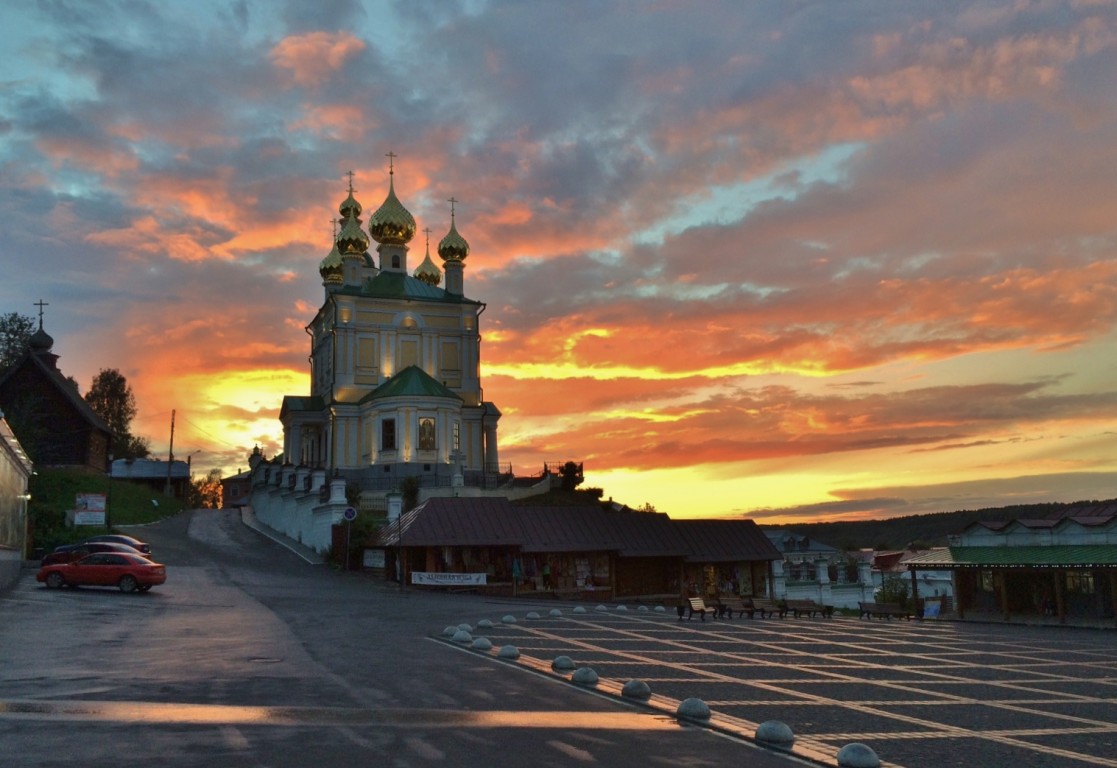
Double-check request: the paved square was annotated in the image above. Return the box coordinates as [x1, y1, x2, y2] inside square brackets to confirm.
[440, 606, 1117, 768]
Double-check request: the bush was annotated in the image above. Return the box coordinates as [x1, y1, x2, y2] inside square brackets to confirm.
[876, 576, 911, 608]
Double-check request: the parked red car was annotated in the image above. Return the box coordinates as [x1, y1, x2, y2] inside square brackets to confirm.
[41, 541, 149, 567]
[37, 552, 167, 593]
[82, 534, 151, 555]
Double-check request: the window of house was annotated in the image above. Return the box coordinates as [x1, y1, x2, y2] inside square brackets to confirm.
[1066, 570, 1095, 595]
[381, 418, 396, 451]
[452, 422, 460, 453]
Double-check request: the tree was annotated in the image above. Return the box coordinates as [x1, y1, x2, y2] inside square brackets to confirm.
[0, 312, 35, 371]
[84, 368, 145, 458]
[190, 469, 223, 509]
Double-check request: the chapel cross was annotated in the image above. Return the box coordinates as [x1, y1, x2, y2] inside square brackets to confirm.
[344, 170, 355, 193]
[385, 151, 397, 174]
[34, 299, 48, 329]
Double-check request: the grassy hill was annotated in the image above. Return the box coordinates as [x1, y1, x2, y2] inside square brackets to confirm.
[28, 467, 184, 553]
[761, 499, 1117, 551]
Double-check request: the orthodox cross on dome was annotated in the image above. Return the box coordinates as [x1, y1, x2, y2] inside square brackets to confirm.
[423, 227, 431, 248]
[331, 218, 339, 237]
[344, 170, 355, 193]
[34, 299, 48, 329]
[385, 151, 397, 175]
[448, 196, 458, 221]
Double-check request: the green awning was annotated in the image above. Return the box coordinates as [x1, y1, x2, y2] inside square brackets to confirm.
[906, 545, 1117, 569]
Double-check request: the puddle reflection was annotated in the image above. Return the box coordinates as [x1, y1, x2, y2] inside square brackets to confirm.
[0, 700, 678, 730]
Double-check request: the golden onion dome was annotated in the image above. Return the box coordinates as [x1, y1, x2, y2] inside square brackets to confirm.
[336, 213, 370, 256]
[414, 242, 442, 286]
[368, 175, 416, 245]
[438, 217, 469, 262]
[338, 189, 361, 220]
[319, 242, 344, 284]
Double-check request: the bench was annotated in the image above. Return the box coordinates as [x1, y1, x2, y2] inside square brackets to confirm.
[786, 599, 834, 618]
[684, 596, 717, 621]
[858, 601, 913, 620]
[717, 597, 750, 618]
[750, 598, 787, 618]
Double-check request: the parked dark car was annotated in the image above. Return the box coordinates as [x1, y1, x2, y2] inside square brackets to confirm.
[82, 534, 151, 555]
[41, 541, 149, 567]
[37, 552, 167, 593]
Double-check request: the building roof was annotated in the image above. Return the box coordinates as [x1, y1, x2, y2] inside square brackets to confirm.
[0, 350, 112, 436]
[361, 366, 461, 403]
[678, 519, 783, 562]
[111, 458, 190, 481]
[346, 271, 480, 304]
[905, 545, 1117, 569]
[279, 395, 326, 418]
[376, 497, 781, 562]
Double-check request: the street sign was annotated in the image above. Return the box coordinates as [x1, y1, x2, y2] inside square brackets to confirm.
[343, 506, 358, 521]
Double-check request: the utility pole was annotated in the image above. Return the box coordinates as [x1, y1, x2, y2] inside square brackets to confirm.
[164, 409, 175, 496]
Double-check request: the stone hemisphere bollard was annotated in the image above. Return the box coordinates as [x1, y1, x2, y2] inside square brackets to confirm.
[551, 655, 576, 672]
[549, 608, 562, 617]
[573, 606, 587, 614]
[654, 605, 666, 612]
[676, 697, 711, 722]
[526, 611, 541, 620]
[443, 626, 459, 637]
[498, 645, 521, 660]
[501, 614, 518, 624]
[755, 720, 795, 750]
[637, 605, 649, 612]
[595, 605, 609, 612]
[571, 667, 599, 686]
[477, 619, 494, 628]
[471, 637, 493, 651]
[457, 623, 473, 633]
[452, 629, 473, 644]
[836, 743, 880, 768]
[621, 680, 652, 700]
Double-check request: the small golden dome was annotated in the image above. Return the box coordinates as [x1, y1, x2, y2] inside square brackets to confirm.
[368, 175, 416, 245]
[414, 241, 442, 286]
[438, 218, 469, 262]
[319, 242, 343, 284]
[336, 213, 370, 255]
[339, 189, 361, 220]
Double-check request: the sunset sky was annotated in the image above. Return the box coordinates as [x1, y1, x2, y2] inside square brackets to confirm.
[3, 1, 1116, 523]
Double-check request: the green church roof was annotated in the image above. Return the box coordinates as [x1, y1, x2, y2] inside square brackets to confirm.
[361, 365, 461, 403]
[353, 271, 478, 304]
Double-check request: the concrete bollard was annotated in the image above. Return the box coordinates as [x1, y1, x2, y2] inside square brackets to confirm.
[471, 637, 493, 650]
[837, 743, 880, 768]
[497, 645, 520, 659]
[676, 697, 711, 721]
[571, 667, 598, 686]
[551, 655, 576, 672]
[755, 720, 795, 749]
[621, 680, 652, 700]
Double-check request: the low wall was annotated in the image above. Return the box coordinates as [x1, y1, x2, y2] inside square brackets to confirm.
[0, 547, 22, 592]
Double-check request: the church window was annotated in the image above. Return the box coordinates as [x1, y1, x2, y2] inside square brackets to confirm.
[381, 418, 396, 451]
[419, 417, 436, 450]
[452, 422, 460, 452]
[392, 255, 400, 269]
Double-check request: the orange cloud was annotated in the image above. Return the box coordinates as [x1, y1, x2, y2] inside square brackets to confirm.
[270, 32, 366, 88]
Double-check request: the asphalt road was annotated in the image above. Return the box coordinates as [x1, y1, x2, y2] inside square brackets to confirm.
[0, 510, 804, 768]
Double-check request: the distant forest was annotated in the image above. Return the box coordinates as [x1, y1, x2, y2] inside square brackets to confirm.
[759, 499, 1117, 552]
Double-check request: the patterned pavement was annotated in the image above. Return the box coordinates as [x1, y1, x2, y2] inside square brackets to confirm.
[437, 605, 1117, 768]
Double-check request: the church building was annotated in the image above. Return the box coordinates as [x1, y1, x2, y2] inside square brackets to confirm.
[278, 161, 502, 494]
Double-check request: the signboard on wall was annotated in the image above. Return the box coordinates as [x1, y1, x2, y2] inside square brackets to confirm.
[412, 572, 487, 586]
[73, 493, 106, 526]
[363, 549, 386, 569]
